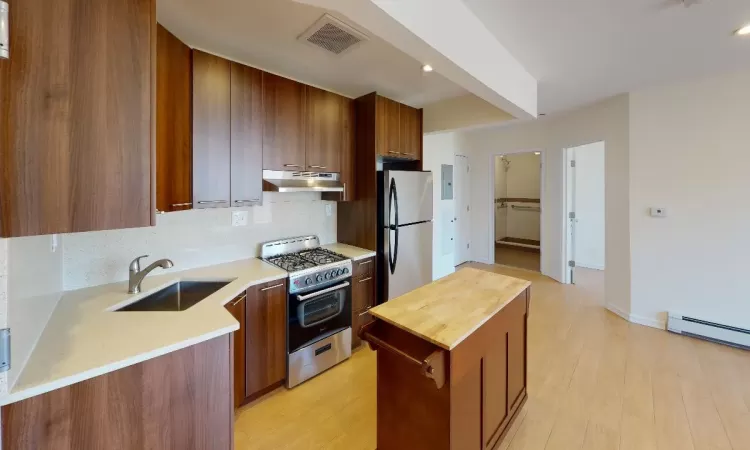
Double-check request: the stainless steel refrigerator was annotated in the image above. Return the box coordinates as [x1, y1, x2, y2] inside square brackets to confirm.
[378, 170, 433, 302]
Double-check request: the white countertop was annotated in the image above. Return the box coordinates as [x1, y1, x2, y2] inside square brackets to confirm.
[322, 243, 376, 261]
[0, 258, 287, 406]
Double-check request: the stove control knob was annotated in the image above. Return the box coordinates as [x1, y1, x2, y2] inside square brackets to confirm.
[343, 268, 349, 275]
[337, 269, 344, 276]
[324, 272, 331, 280]
[305, 277, 313, 285]
[316, 274, 323, 282]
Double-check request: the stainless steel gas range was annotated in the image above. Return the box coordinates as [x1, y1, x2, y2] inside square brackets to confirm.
[260, 236, 353, 388]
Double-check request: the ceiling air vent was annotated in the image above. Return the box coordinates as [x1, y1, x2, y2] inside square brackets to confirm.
[298, 14, 368, 56]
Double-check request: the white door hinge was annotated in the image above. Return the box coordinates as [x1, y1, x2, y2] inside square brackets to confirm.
[570, 160, 576, 168]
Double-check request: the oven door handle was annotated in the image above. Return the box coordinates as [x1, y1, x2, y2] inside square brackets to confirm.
[296, 281, 350, 301]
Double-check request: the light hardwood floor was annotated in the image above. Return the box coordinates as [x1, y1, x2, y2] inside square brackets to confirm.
[234, 264, 750, 450]
[495, 245, 541, 272]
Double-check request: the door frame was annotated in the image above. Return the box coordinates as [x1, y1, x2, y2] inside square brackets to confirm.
[487, 149, 546, 271]
[454, 154, 471, 265]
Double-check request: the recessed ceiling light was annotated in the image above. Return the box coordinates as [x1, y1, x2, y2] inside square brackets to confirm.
[534, 152, 541, 155]
[735, 24, 750, 36]
[422, 64, 433, 73]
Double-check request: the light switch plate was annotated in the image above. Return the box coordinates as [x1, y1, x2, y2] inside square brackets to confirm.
[232, 210, 249, 227]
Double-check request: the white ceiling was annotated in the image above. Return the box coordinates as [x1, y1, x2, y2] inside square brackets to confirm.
[157, 0, 466, 107]
[465, 0, 750, 114]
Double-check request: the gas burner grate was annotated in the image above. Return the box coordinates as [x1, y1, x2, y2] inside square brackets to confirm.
[297, 248, 348, 265]
[265, 254, 317, 272]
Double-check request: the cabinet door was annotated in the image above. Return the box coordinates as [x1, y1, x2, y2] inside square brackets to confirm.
[375, 96, 401, 157]
[0, 0, 154, 237]
[225, 293, 247, 408]
[263, 73, 306, 171]
[230, 63, 263, 207]
[156, 24, 192, 213]
[246, 280, 287, 397]
[351, 309, 373, 350]
[306, 86, 342, 172]
[399, 104, 422, 160]
[192, 51, 231, 208]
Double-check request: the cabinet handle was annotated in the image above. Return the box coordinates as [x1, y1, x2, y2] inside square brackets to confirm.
[358, 308, 371, 317]
[171, 202, 192, 207]
[343, 182, 347, 201]
[388, 151, 400, 155]
[284, 164, 302, 168]
[358, 277, 373, 283]
[197, 200, 228, 205]
[234, 199, 260, 204]
[260, 283, 285, 292]
[308, 165, 327, 169]
[156, 210, 166, 215]
[231, 294, 247, 306]
[358, 260, 372, 267]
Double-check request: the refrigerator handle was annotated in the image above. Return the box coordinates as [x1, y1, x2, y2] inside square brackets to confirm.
[388, 177, 399, 275]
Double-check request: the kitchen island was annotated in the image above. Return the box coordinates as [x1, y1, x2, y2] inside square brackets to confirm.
[361, 267, 531, 450]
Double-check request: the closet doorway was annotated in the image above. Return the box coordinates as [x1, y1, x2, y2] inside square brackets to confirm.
[493, 151, 542, 272]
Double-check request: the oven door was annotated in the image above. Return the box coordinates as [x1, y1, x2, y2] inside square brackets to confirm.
[288, 280, 352, 353]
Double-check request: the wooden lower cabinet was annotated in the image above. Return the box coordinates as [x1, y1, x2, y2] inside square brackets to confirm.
[245, 279, 287, 400]
[351, 257, 376, 350]
[225, 292, 248, 408]
[363, 288, 530, 450]
[1, 336, 233, 450]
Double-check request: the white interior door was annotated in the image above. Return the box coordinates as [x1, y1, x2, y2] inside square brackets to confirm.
[454, 155, 471, 265]
[565, 149, 576, 284]
[573, 144, 605, 270]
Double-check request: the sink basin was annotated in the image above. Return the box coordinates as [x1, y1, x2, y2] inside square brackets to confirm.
[116, 281, 231, 312]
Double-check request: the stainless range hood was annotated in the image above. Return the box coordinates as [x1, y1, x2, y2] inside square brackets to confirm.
[262, 170, 344, 193]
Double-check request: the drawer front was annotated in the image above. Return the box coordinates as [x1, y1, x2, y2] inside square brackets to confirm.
[353, 257, 374, 279]
[352, 272, 375, 313]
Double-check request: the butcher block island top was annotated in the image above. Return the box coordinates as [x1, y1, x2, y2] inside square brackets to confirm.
[369, 267, 531, 350]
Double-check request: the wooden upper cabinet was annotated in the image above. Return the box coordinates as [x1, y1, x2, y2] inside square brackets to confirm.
[263, 73, 306, 171]
[230, 63, 264, 206]
[0, 0, 154, 237]
[246, 280, 287, 398]
[192, 50, 231, 208]
[376, 96, 401, 157]
[306, 86, 343, 172]
[156, 24, 193, 213]
[399, 104, 422, 160]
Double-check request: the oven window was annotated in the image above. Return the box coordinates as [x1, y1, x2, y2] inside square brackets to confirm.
[298, 292, 343, 328]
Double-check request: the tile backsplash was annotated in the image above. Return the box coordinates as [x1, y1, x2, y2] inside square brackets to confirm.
[63, 192, 337, 290]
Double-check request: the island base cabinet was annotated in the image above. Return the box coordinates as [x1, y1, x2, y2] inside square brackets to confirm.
[362, 288, 529, 450]
[1, 336, 233, 450]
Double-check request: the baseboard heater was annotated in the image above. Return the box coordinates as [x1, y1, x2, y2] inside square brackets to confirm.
[667, 313, 750, 350]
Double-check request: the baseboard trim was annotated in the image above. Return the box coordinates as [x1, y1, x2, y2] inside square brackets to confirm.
[577, 263, 604, 271]
[606, 304, 666, 330]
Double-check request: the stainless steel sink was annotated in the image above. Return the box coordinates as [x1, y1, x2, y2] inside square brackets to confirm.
[116, 281, 231, 312]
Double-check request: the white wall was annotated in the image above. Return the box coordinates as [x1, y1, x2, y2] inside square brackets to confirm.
[461, 94, 630, 314]
[505, 153, 541, 199]
[572, 142, 605, 270]
[423, 132, 458, 280]
[63, 193, 336, 290]
[504, 153, 541, 242]
[629, 69, 750, 329]
[423, 94, 514, 133]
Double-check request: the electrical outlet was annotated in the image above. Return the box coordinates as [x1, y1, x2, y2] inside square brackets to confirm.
[649, 207, 667, 218]
[325, 204, 333, 217]
[231, 210, 249, 227]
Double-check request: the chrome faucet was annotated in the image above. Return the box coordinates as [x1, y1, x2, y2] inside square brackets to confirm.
[128, 255, 174, 294]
